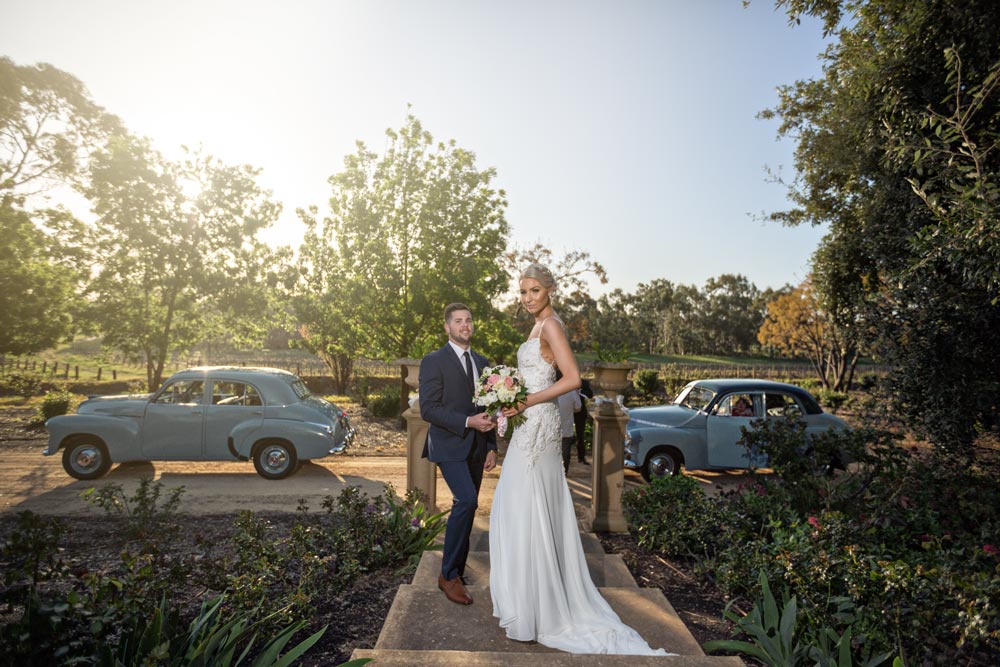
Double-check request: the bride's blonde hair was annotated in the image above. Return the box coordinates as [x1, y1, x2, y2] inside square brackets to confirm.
[520, 263, 557, 292]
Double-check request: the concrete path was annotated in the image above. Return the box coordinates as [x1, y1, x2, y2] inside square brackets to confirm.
[350, 518, 744, 666]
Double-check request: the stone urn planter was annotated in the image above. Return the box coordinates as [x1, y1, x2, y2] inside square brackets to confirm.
[591, 361, 633, 398]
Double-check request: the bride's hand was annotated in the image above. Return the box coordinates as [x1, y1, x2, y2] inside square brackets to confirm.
[502, 398, 528, 418]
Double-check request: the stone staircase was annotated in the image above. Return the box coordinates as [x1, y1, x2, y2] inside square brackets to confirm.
[350, 522, 744, 666]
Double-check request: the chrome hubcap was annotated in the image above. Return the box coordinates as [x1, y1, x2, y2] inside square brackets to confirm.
[74, 447, 99, 471]
[263, 447, 288, 473]
[649, 454, 675, 477]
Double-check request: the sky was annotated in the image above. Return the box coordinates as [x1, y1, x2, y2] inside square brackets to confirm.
[1, 0, 833, 296]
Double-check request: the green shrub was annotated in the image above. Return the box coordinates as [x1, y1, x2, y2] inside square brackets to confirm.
[622, 473, 724, 559]
[35, 390, 73, 422]
[2, 371, 43, 398]
[857, 372, 881, 392]
[369, 385, 401, 418]
[796, 377, 823, 392]
[816, 389, 849, 412]
[81, 478, 186, 541]
[624, 417, 1000, 665]
[705, 570, 896, 667]
[633, 369, 660, 397]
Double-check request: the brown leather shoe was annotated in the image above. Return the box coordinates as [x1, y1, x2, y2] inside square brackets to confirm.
[438, 574, 473, 605]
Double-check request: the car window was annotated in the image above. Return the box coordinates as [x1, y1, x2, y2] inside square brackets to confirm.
[212, 381, 263, 407]
[716, 393, 756, 417]
[674, 385, 715, 412]
[764, 393, 803, 417]
[290, 379, 311, 399]
[153, 379, 205, 405]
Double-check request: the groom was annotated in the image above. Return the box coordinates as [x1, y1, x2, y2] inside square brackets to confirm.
[419, 302, 497, 605]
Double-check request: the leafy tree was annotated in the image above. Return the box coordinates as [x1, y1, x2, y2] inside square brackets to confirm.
[1, 56, 122, 193]
[83, 135, 284, 390]
[294, 114, 510, 389]
[699, 274, 763, 355]
[757, 278, 858, 389]
[629, 279, 676, 354]
[764, 0, 1000, 456]
[0, 58, 123, 353]
[0, 197, 82, 354]
[588, 288, 638, 356]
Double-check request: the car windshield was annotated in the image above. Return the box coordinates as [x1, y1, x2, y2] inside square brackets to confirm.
[673, 384, 716, 412]
[290, 379, 311, 399]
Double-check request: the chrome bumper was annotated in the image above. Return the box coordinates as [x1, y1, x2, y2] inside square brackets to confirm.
[328, 427, 356, 454]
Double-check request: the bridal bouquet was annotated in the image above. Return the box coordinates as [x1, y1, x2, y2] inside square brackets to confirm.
[474, 365, 528, 437]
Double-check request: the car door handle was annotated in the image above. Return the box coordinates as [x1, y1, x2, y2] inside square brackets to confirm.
[192, 410, 203, 415]
[251, 411, 263, 415]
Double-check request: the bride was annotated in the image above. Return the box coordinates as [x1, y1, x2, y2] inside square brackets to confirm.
[489, 263, 674, 655]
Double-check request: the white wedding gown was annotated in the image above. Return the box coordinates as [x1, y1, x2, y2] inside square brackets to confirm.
[489, 338, 673, 655]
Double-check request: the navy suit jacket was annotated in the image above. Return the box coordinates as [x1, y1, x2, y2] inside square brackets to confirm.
[419, 344, 497, 463]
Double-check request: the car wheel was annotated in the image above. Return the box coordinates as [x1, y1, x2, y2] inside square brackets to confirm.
[642, 448, 680, 482]
[62, 437, 112, 480]
[253, 440, 298, 480]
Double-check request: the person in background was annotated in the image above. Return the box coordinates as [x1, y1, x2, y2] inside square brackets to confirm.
[572, 377, 593, 464]
[556, 370, 582, 474]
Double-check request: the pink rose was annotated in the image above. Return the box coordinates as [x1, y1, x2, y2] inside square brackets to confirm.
[489, 373, 501, 384]
[504, 376, 514, 388]
[807, 516, 821, 529]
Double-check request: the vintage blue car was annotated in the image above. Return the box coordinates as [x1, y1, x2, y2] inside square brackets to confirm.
[624, 378, 848, 481]
[45, 367, 355, 480]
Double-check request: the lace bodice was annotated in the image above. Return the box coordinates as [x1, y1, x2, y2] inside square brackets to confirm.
[517, 337, 556, 392]
[509, 338, 560, 468]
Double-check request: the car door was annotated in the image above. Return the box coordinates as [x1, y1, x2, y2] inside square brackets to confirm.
[706, 392, 760, 468]
[204, 380, 265, 459]
[141, 379, 207, 459]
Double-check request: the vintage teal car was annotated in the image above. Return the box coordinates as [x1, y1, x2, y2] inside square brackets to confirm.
[45, 367, 354, 480]
[624, 379, 848, 481]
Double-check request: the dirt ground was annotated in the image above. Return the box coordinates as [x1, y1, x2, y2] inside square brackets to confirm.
[0, 404, 753, 516]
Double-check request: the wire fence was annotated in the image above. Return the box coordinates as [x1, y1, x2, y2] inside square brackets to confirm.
[0, 355, 402, 382]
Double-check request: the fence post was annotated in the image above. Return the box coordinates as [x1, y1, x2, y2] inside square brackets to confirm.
[74, 365, 79, 380]
[63, 363, 69, 379]
[112, 369, 117, 380]
[41, 361, 47, 374]
[97, 367, 102, 381]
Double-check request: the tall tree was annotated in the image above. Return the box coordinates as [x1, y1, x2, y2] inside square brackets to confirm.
[1, 58, 123, 352]
[295, 114, 510, 389]
[0, 197, 83, 355]
[765, 0, 1000, 456]
[757, 278, 858, 389]
[699, 274, 762, 355]
[84, 136, 284, 389]
[1, 57, 122, 193]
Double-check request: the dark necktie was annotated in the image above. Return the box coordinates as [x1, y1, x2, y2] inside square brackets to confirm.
[463, 351, 475, 394]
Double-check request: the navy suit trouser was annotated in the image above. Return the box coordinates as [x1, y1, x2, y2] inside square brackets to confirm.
[437, 442, 486, 580]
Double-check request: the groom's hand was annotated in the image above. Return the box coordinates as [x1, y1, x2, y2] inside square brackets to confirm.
[468, 412, 495, 433]
[484, 450, 497, 472]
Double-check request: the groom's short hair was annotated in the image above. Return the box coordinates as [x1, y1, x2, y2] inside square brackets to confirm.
[444, 302, 472, 322]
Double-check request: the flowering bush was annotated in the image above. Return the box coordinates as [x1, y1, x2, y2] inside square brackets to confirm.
[474, 365, 528, 436]
[625, 422, 1000, 665]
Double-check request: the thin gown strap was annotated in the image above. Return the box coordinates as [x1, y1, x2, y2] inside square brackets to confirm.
[537, 316, 565, 339]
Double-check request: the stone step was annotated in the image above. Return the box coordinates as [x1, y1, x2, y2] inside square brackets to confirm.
[413, 550, 638, 588]
[349, 649, 745, 666]
[466, 528, 607, 554]
[372, 584, 705, 657]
